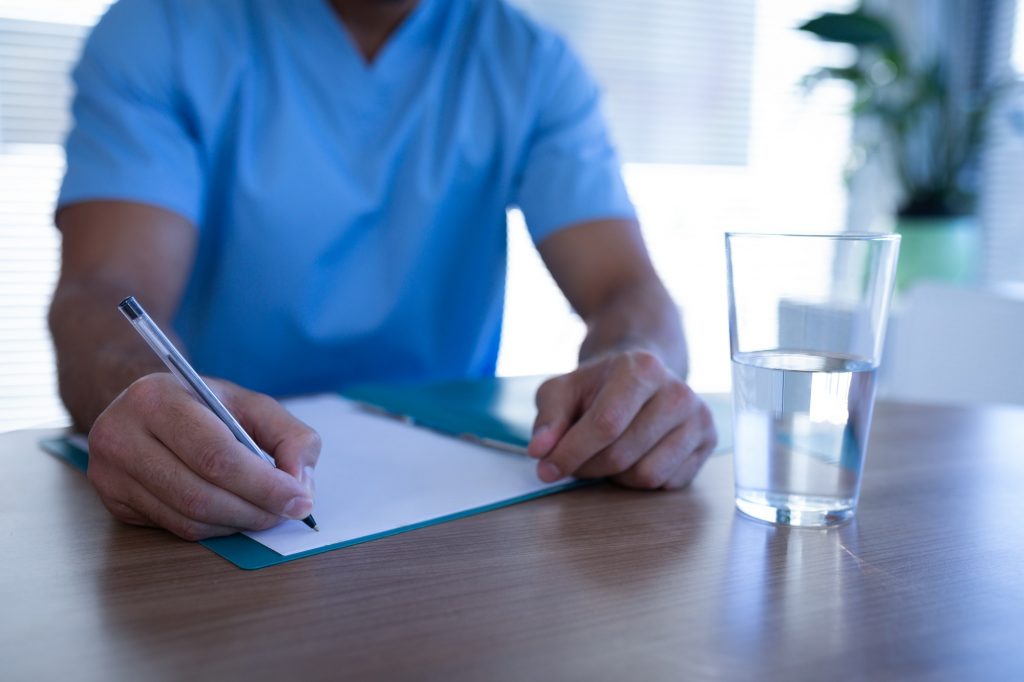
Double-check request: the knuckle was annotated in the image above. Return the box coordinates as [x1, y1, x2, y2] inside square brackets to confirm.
[536, 376, 565, 405]
[662, 380, 693, 411]
[627, 350, 662, 378]
[192, 439, 230, 481]
[178, 485, 209, 520]
[125, 373, 170, 412]
[162, 390, 201, 427]
[190, 438, 228, 481]
[592, 407, 627, 441]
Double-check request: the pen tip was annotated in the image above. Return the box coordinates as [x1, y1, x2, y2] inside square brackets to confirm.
[313, 525, 320, 532]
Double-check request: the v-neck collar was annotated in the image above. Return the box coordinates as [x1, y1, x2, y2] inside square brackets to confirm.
[310, 0, 438, 77]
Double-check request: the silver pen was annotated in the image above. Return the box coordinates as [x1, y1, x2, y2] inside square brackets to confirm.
[118, 296, 318, 531]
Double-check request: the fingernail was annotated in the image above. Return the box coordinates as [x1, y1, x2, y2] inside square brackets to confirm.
[533, 424, 550, 438]
[301, 466, 316, 496]
[282, 496, 313, 520]
[537, 461, 562, 483]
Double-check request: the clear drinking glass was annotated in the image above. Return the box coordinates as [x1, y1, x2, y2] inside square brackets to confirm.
[725, 233, 900, 527]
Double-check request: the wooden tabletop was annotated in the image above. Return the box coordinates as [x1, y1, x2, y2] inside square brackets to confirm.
[2, 400, 1023, 681]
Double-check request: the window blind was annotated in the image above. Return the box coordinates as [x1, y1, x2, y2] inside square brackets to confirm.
[512, 0, 756, 165]
[0, 0, 113, 432]
[980, 0, 1024, 285]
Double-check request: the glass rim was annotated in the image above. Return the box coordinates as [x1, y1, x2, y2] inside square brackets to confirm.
[725, 231, 900, 242]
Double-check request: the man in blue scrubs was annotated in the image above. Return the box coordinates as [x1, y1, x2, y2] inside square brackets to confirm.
[50, 0, 717, 541]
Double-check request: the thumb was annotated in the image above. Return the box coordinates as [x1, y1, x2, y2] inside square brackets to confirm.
[528, 374, 580, 459]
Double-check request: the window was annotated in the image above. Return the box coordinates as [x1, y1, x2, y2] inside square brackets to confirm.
[0, 1, 115, 433]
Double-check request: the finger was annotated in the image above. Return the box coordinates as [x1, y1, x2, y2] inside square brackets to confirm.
[538, 360, 660, 481]
[575, 381, 699, 479]
[146, 389, 313, 518]
[662, 434, 717, 490]
[89, 460, 240, 540]
[88, 466, 150, 527]
[218, 383, 321, 488]
[614, 400, 716, 489]
[112, 471, 244, 542]
[612, 422, 703, 490]
[120, 433, 291, 530]
[661, 403, 717, 489]
[528, 375, 580, 459]
[91, 416, 288, 532]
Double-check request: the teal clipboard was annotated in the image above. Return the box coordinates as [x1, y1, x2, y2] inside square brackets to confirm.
[40, 377, 731, 570]
[345, 376, 732, 453]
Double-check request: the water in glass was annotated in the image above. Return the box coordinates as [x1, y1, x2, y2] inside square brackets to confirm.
[731, 349, 877, 526]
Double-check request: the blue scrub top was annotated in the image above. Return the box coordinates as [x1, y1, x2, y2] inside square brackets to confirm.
[59, 0, 636, 396]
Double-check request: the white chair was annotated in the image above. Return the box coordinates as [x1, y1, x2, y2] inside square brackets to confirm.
[880, 282, 1024, 406]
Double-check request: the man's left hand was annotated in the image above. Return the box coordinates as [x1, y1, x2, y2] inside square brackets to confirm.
[527, 350, 717, 489]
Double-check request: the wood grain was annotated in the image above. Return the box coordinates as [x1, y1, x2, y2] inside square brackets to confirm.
[2, 400, 1023, 681]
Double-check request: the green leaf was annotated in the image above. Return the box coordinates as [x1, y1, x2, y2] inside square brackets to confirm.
[798, 11, 898, 52]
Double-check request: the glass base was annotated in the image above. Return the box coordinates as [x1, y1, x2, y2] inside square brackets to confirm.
[736, 492, 855, 528]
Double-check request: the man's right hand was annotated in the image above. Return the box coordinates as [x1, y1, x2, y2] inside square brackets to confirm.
[86, 373, 321, 541]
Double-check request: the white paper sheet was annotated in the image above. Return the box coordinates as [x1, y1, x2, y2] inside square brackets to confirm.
[243, 394, 568, 556]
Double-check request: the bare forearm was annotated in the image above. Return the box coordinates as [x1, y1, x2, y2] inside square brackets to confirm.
[49, 279, 179, 431]
[533, 220, 711, 491]
[50, 202, 198, 431]
[578, 279, 689, 379]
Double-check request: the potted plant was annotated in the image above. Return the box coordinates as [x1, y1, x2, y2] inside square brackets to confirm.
[798, 8, 1000, 292]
